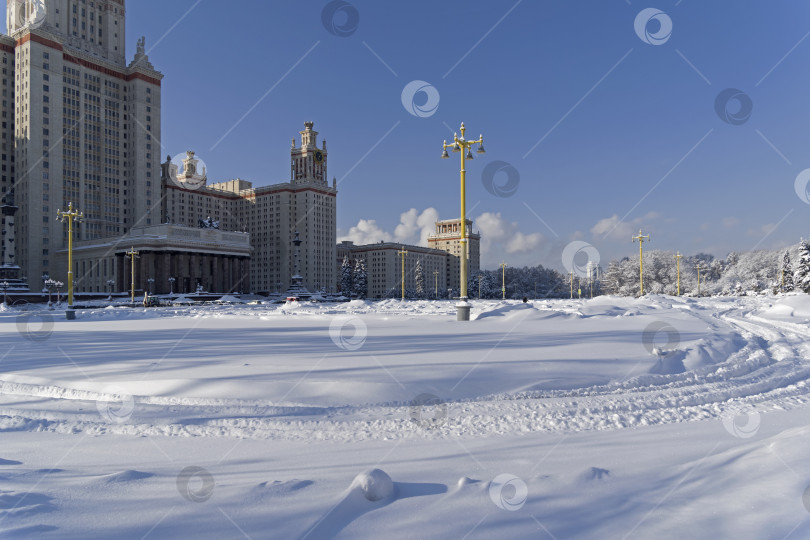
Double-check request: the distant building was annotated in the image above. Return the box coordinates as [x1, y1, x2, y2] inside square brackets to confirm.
[337, 241, 448, 298]
[161, 122, 337, 294]
[427, 218, 481, 293]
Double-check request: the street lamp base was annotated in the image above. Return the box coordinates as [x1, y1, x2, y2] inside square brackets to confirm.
[65, 309, 76, 320]
[456, 300, 471, 321]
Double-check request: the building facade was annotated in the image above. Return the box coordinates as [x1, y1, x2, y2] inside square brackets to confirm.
[337, 240, 448, 299]
[427, 218, 481, 293]
[68, 223, 251, 295]
[161, 122, 337, 294]
[3, 0, 162, 287]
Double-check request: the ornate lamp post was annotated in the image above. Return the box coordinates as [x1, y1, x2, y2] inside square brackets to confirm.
[168, 277, 176, 296]
[0, 281, 8, 305]
[433, 270, 438, 299]
[147, 277, 155, 295]
[441, 122, 485, 321]
[500, 262, 507, 300]
[695, 263, 707, 297]
[106, 279, 115, 299]
[397, 247, 408, 300]
[570, 271, 574, 299]
[675, 252, 683, 296]
[54, 281, 63, 305]
[56, 202, 84, 308]
[632, 229, 650, 296]
[44, 278, 56, 308]
[125, 247, 139, 303]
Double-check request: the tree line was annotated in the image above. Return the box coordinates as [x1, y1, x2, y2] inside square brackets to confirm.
[338, 239, 810, 299]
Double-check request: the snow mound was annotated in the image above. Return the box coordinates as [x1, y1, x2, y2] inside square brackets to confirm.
[351, 469, 394, 502]
[649, 350, 687, 374]
[216, 295, 244, 303]
[281, 300, 301, 310]
[254, 479, 313, 497]
[454, 476, 481, 492]
[472, 301, 535, 320]
[759, 296, 810, 319]
[92, 470, 153, 484]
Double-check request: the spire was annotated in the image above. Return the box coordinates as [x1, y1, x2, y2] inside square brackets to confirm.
[299, 121, 318, 148]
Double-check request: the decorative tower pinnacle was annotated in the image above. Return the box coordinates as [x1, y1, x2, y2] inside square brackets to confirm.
[290, 121, 327, 185]
[300, 121, 317, 148]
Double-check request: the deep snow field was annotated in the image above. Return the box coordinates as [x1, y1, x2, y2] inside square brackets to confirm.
[1, 294, 810, 539]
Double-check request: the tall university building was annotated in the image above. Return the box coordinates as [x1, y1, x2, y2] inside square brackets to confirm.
[2, 0, 161, 288]
[0, 0, 339, 295]
[0, 0, 477, 297]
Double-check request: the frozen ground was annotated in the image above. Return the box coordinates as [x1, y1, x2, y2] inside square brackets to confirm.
[1, 295, 810, 539]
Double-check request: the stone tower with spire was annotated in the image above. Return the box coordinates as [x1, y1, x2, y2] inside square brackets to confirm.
[291, 121, 328, 185]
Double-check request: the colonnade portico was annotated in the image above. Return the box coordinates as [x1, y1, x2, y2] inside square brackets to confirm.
[62, 224, 252, 296]
[115, 250, 250, 295]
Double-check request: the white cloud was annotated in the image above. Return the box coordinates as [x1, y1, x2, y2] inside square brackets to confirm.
[338, 219, 392, 245]
[722, 217, 740, 229]
[591, 215, 631, 240]
[394, 207, 439, 245]
[476, 212, 544, 266]
[339, 208, 440, 247]
[507, 231, 543, 254]
[590, 212, 659, 241]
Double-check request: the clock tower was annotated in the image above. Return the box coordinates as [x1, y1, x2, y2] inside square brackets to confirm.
[291, 121, 327, 185]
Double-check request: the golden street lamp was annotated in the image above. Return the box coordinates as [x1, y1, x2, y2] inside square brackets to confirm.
[695, 263, 707, 297]
[570, 271, 574, 299]
[632, 229, 650, 296]
[397, 247, 408, 300]
[125, 247, 139, 302]
[442, 122, 485, 320]
[675, 252, 683, 296]
[500, 262, 507, 300]
[56, 202, 83, 309]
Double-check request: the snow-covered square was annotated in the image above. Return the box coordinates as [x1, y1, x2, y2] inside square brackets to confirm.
[2, 295, 810, 539]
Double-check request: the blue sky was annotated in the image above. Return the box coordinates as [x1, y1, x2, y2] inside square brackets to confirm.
[9, 1, 810, 270]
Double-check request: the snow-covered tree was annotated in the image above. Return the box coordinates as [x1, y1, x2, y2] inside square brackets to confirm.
[353, 259, 368, 298]
[781, 249, 795, 292]
[340, 255, 354, 296]
[415, 259, 425, 298]
[794, 239, 810, 293]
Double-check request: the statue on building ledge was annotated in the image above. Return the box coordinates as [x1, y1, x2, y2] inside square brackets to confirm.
[129, 35, 155, 70]
[199, 216, 220, 230]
